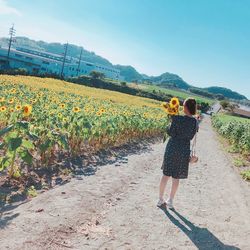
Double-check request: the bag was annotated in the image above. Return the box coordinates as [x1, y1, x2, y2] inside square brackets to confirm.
[190, 122, 198, 164]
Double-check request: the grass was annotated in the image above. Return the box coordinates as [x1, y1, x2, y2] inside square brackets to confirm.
[233, 158, 248, 167]
[227, 145, 240, 153]
[241, 170, 250, 181]
[140, 84, 214, 104]
[216, 113, 250, 124]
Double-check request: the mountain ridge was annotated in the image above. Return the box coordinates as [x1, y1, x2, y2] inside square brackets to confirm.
[0, 36, 247, 100]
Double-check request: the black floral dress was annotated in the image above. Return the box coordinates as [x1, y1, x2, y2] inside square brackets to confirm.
[161, 115, 197, 179]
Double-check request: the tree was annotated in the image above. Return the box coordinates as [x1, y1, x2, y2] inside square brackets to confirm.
[120, 81, 127, 87]
[89, 70, 105, 79]
[220, 100, 238, 112]
[189, 87, 215, 99]
[214, 94, 225, 100]
[220, 100, 230, 109]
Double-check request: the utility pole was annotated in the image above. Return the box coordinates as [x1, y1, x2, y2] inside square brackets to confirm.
[7, 24, 16, 65]
[60, 42, 68, 79]
[77, 47, 83, 76]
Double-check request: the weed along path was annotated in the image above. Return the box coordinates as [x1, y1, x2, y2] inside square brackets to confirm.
[0, 115, 250, 250]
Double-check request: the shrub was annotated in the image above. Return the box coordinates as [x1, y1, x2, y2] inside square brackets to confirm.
[120, 81, 127, 87]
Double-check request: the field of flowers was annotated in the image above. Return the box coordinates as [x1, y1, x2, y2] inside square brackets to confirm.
[212, 114, 250, 180]
[0, 75, 168, 178]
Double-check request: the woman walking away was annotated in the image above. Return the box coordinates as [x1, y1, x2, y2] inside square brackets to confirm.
[157, 98, 198, 209]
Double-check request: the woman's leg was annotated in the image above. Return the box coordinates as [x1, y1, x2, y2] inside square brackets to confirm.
[159, 175, 170, 200]
[169, 178, 180, 200]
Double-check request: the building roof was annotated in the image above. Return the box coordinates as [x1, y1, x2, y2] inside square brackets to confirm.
[0, 47, 120, 73]
[232, 108, 250, 118]
[0, 47, 63, 64]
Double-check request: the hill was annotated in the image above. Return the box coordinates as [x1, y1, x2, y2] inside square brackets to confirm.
[149, 72, 190, 90]
[205, 86, 247, 100]
[115, 65, 143, 82]
[0, 36, 247, 100]
[115, 66, 190, 89]
[0, 36, 112, 67]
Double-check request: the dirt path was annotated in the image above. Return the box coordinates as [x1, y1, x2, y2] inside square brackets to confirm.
[0, 115, 250, 250]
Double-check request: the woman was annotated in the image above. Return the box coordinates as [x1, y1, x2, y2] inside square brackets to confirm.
[157, 98, 198, 209]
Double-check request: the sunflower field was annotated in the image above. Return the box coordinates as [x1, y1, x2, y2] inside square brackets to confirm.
[212, 114, 250, 181]
[0, 75, 168, 177]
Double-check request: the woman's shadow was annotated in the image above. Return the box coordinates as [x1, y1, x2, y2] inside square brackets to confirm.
[160, 206, 240, 250]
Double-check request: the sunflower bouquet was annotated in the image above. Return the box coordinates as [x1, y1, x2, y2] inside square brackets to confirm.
[161, 97, 180, 115]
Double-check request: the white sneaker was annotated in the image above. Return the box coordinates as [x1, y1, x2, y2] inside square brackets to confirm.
[157, 199, 166, 207]
[166, 198, 174, 209]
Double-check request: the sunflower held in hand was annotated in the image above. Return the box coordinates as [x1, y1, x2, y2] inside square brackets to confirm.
[161, 97, 180, 115]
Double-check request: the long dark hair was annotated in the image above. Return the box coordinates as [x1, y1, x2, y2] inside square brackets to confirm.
[184, 98, 197, 115]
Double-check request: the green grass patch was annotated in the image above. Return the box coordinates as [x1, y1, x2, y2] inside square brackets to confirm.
[227, 145, 240, 153]
[216, 114, 250, 124]
[240, 170, 250, 181]
[233, 158, 248, 167]
[142, 84, 214, 104]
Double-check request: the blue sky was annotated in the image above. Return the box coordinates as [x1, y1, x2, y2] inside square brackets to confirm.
[0, 0, 249, 98]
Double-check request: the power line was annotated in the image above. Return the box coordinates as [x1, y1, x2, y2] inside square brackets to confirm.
[60, 42, 68, 79]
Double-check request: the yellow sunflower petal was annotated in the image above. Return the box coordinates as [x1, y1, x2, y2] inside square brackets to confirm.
[170, 97, 180, 108]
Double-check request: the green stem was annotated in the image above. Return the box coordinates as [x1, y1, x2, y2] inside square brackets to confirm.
[9, 125, 20, 177]
[9, 150, 17, 177]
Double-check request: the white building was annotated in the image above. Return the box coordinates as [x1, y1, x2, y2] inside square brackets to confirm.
[0, 46, 121, 80]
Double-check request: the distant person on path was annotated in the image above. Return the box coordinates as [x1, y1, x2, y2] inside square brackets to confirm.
[157, 98, 198, 209]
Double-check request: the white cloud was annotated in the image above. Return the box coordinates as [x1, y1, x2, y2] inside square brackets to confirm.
[0, 0, 21, 16]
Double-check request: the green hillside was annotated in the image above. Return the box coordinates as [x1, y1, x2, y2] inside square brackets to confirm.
[0, 36, 247, 101]
[141, 84, 214, 105]
[205, 86, 247, 100]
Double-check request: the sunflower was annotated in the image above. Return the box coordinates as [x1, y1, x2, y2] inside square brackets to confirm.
[23, 105, 32, 117]
[10, 108, 15, 113]
[96, 111, 102, 116]
[10, 88, 16, 94]
[162, 98, 179, 115]
[58, 113, 63, 118]
[0, 97, 5, 102]
[8, 98, 14, 104]
[100, 108, 106, 113]
[84, 107, 89, 113]
[60, 104, 66, 109]
[73, 107, 81, 113]
[0, 106, 7, 112]
[170, 97, 180, 108]
[166, 106, 178, 115]
[161, 102, 170, 109]
[15, 104, 22, 111]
